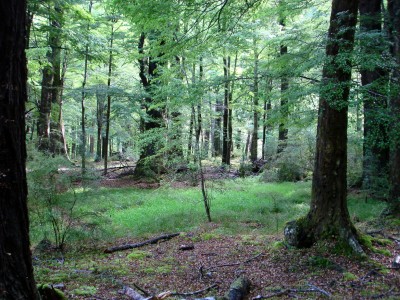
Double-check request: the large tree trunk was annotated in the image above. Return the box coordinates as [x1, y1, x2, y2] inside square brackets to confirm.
[285, 0, 363, 254]
[387, 0, 400, 215]
[359, 0, 389, 189]
[0, 0, 39, 298]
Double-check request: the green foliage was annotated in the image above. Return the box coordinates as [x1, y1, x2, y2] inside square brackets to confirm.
[27, 147, 103, 248]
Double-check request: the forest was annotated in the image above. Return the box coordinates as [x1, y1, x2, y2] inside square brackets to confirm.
[1, 0, 400, 299]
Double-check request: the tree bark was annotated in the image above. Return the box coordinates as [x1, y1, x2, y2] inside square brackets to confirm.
[0, 0, 39, 298]
[359, 0, 389, 188]
[387, 0, 400, 215]
[285, 0, 362, 254]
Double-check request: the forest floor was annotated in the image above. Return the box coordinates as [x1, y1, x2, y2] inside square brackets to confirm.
[34, 224, 400, 299]
[32, 166, 400, 299]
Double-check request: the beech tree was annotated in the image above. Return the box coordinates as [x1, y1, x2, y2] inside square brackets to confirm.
[0, 0, 39, 298]
[284, 0, 363, 253]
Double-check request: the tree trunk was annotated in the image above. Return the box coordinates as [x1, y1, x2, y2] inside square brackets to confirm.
[95, 87, 106, 162]
[250, 40, 259, 162]
[37, 63, 53, 150]
[81, 1, 93, 174]
[388, 0, 400, 215]
[49, 2, 67, 155]
[188, 106, 194, 157]
[0, 0, 39, 298]
[104, 22, 115, 175]
[222, 56, 231, 165]
[278, 10, 289, 155]
[359, 0, 389, 188]
[285, 0, 362, 254]
[133, 33, 164, 178]
[213, 88, 222, 157]
[262, 79, 272, 160]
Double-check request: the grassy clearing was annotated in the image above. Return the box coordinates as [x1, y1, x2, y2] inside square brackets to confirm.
[29, 177, 387, 246]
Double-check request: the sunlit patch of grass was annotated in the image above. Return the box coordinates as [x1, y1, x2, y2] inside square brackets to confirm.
[30, 177, 388, 247]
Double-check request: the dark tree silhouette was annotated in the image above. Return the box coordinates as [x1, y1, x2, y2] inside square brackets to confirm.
[0, 0, 39, 298]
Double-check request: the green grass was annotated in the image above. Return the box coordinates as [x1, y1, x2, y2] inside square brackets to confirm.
[29, 177, 388, 246]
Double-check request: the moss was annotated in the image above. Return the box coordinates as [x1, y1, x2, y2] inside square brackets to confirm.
[201, 232, 220, 241]
[343, 272, 358, 281]
[359, 234, 373, 249]
[372, 248, 391, 257]
[71, 285, 97, 296]
[127, 250, 152, 260]
[37, 284, 67, 300]
[271, 241, 286, 249]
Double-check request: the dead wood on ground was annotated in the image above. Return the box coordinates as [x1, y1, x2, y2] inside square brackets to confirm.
[104, 233, 180, 253]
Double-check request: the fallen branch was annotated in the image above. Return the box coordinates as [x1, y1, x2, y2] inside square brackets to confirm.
[205, 253, 262, 272]
[171, 284, 218, 297]
[307, 283, 332, 298]
[121, 287, 171, 300]
[252, 283, 331, 299]
[104, 233, 180, 253]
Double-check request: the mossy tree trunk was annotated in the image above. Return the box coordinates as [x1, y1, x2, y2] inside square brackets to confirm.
[0, 0, 39, 298]
[285, 0, 363, 254]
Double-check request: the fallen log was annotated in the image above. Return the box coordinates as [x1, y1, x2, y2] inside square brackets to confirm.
[104, 233, 180, 253]
[225, 277, 250, 300]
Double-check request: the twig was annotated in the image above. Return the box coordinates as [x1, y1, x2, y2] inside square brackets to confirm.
[104, 233, 180, 253]
[133, 283, 151, 297]
[205, 253, 262, 272]
[307, 283, 332, 298]
[370, 287, 394, 299]
[171, 284, 218, 296]
[253, 284, 332, 300]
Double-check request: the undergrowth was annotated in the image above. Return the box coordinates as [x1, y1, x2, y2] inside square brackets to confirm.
[29, 177, 386, 247]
